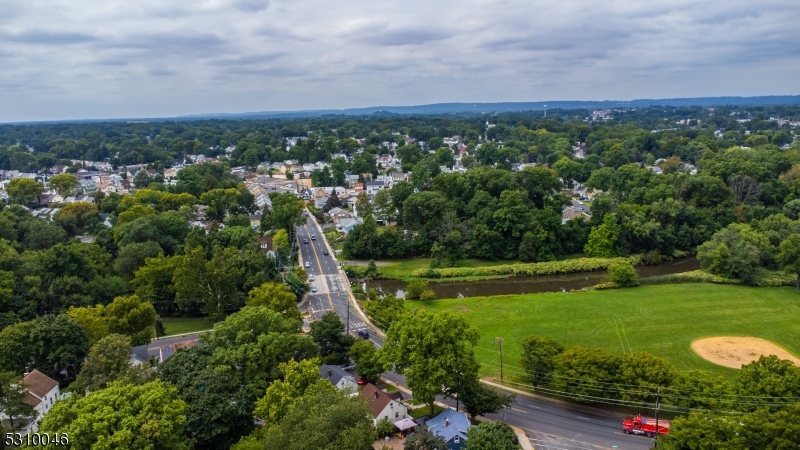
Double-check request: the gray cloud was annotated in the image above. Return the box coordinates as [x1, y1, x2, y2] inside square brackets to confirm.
[0, 0, 798, 121]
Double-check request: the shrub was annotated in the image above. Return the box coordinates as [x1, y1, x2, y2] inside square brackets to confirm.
[375, 418, 394, 438]
[607, 260, 639, 287]
[411, 257, 641, 280]
[418, 289, 436, 301]
[405, 280, 428, 300]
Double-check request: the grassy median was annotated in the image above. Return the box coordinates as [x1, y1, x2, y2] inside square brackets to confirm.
[406, 284, 800, 380]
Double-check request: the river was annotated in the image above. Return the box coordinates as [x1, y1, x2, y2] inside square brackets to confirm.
[365, 258, 700, 299]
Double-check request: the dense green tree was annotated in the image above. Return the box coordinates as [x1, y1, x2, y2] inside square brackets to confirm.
[6, 178, 43, 206]
[520, 335, 564, 388]
[253, 357, 335, 425]
[617, 352, 677, 402]
[460, 381, 513, 420]
[246, 282, 300, 320]
[734, 355, 800, 409]
[697, 223, 774, 284]
[553, 346, 621, 400]
[115, 241, 163, 281]
[173, 245, 245, 319]
[48, 173, 80, 196]
[310, 312, 356, 362]
[75, 334, 135, 393]
[466, 421, 518, 450]
[261, 192, 305, 235]
[778, 233, 800, 289]
[584, 213, 619, 257]
[348, 339, 384, 383]
[403, 426, 448, 450]
[380, 310, 479, 415]
[0, 371, 36, 431]
[236, 390, 375, 450]
[665, 370, 732, 410]
[39, 380, 190, 450]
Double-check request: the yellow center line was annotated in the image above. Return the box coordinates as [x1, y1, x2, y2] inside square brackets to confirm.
[306, 223, 334, 311]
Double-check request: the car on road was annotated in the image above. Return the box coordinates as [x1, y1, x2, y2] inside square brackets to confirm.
[308, 274, 314, 281]
[303, 239, 308, 244]
[304, 261, 310, 268]
[310, 285, 317, 293]
[323, 250, 329, 256]
[357, 330, 369, 339]
[311, 234, 316, 240]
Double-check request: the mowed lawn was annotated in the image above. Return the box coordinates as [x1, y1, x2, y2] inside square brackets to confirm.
[161, 317, 215, 336]
[406, 284, 800, 380]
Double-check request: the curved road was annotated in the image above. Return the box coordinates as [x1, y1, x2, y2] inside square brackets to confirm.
[296, 216, 653, 450]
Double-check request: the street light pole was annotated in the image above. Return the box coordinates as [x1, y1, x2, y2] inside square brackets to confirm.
[495, 337, 505, 383]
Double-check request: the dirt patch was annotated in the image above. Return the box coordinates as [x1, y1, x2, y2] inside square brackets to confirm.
[692, 337, 800, 369]
[455, 305, 472, 312]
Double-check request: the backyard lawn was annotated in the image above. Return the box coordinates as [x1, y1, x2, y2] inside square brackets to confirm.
[406, 284, 800, 380]
[161, 317, 215, 336]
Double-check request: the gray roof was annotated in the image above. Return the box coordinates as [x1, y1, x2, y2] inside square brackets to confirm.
[427, 409, 470, 442]
[319, 364, 355, 387]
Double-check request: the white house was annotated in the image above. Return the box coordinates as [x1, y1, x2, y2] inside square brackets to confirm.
[365, 181, 385, 196]
[319, 364, 358, 394]
[22, 370, 60, 432]
[360, 383, 408, 425]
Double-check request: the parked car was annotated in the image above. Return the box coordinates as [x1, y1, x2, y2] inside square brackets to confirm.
[308, 274, 314, 281]
[311, 285, 317, 293]
[357, 377, 368, 385]
[304, 261, 310, 268]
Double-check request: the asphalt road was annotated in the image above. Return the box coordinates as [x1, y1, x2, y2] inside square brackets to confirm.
[295, 215, 384, 347]
[298, 215, 652, 450]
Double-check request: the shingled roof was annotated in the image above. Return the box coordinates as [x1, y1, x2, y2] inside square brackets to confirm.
[359, 383, 396, 418]
[22, 370, 58, 407]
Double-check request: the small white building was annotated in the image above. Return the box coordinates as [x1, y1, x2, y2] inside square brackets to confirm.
[360, 383, 408, 425]
[319, 364, 358, 394]
[21, 370, 60, 432]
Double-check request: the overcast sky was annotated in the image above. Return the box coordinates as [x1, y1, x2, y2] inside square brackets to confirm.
[1, 0, 799, 122]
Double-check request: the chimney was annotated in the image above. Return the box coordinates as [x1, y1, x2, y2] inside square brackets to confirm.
[327, 369, 332, 378]
[374, 391, 379, 399]
[445, 418, 450, 427]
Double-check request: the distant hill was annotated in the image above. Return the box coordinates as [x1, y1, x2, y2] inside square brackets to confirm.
[182, 96, 800, 120]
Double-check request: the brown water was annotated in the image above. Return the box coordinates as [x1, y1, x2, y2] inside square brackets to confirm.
[365, 258, 700, 299]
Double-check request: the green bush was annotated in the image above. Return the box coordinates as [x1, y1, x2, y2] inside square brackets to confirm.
[607, 260, 639, 287]
[375, 418, 394, 438]
[640, 269, 794, 287]
[411, 257, 641, 279]
[405, 280, 429, 300]
[418, 289, 436, 301]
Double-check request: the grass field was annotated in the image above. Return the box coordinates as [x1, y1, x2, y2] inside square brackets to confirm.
[161, 317, 215, 336]
[406, 284, 800, 380]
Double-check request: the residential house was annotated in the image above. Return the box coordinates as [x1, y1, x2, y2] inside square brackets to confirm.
[562, 199, 591, 224]
[353, 183, 364, 193]
[319, 364, 358, 393]
[336, 217, 363, 234]
[359, 383, 408, 425]
[21, 370, 60, 432]
[79, 179, 97, 194]
[390, 172, 407, 185]
[365, 181, 385, 196]
[327, 207, 353, 224]
[258, 237, 275, 258]
[346, 174, 360, 186]
[315, 197, 330, 209]
[426, 409, 471, 450]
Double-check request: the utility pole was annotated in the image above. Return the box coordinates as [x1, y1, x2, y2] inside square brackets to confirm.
[495, 337, 505, 383]
[654, 387, 661, 447]
[346, 296, 350, 335]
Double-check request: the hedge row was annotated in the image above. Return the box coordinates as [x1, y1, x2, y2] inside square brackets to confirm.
[639, 269, 795, 287]
[410, 256, 642, 279]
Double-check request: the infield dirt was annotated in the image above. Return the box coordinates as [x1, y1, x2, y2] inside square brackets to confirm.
[691, 337, 800, 369]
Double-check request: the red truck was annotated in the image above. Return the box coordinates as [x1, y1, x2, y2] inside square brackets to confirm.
[623, 415, 670, 437]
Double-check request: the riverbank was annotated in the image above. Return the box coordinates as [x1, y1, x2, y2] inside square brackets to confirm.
[366, 257, 700, 299]
[405, 284, 800, 379]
